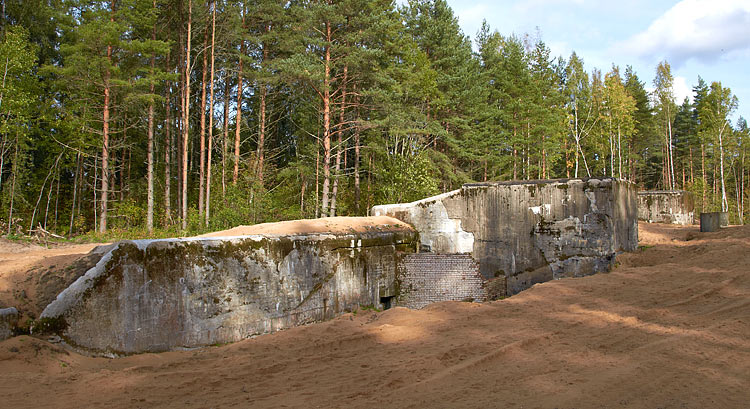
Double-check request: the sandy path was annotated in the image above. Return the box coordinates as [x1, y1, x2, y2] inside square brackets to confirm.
[1, 222, 749, 408]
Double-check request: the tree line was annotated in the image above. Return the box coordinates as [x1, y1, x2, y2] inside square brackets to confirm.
[0, 0, 747, 238]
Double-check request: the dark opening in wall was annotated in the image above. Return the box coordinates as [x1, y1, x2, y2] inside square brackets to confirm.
[380, 296, 394, 310]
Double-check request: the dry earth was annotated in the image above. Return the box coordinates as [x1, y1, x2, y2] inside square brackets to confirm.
[1, 222, 749, 408]
[0, 240, 109, 321]
[198, 215, 412, 237]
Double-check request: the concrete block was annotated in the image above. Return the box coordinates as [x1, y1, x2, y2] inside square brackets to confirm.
[637, 190, 695, 225]
[373, 178, 638, 295]
[719, 212, 729, 227]
[39, 227, 418, 355]
[700, 212, 722, 232]
[0, 307, 19, 341]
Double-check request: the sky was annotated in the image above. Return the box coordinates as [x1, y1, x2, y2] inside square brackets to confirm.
[425, 0, 750, 124]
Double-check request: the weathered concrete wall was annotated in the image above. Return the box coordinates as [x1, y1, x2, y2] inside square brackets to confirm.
[370, 190, 475, 254]
[40, 228, 417, 355]
[372, 178, 638, 296]
[396, 254, 485, 309]
[638, 190, 695, 225]
[0, 307, 19, 341]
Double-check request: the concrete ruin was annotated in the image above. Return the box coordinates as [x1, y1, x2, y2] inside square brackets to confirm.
[1, 307, 19, 341]
[372, 178, 638, 295]
[34, 178, 639, 355]
[637, 190, 695, 225]
[39, 222, 417, 354]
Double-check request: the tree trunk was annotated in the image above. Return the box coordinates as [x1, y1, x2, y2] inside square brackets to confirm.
[701, 143, 706, 210]
[147, 0, 156, 233]
[205, 0, 215, 227]
[100, 48, 112, 233]
[222, 71, 229, 198]
[7, 131, 18, 234]
[54, 161, 62, 230]
[233, 10, 245, 185]
[182, 0, 192, 230]
[320, 21, 332, 217]
[120, 119, 127, 203]
[617, 125, 622, 179]
[541, 134, 546, 179]
[94, 154, 97, 233]
[718, 124, 728, 212]
[198, 11, 209, 219]
[177, 3, 184, 218]
[513, 125, 517, 179]
[43, 165, 57, 230]
[668, 111, 675, 190]
[315, 140, 319, 218]
[257, 26, 270, 187]
[300, 171, 306, 215]
[68, 152, 81, 237]
[31, 153, 61, 234]
[689, 146, 694, 184]
[330, 64, 347, 217]
[165, 79, 172, 226]
[353, 87, 360, 214]
[258, 83, 266, 186]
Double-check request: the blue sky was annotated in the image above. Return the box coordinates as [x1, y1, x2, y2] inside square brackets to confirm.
[429, 0, 750, 124]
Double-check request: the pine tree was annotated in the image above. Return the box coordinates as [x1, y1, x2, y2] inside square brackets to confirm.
[700, 82, 738, 213]
[0, 26, 37, 233]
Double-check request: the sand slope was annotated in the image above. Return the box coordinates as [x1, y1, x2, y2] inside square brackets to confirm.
[198, 216, 412, 237]
[0, 241, 106, 320]
[1, 222, 749, 408]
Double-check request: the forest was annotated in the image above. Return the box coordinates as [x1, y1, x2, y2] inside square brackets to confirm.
[0, 0, 747, 239]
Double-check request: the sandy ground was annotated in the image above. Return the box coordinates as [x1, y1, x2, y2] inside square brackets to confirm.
[199, 216, 412, 237]
[0, 240, 107, 321]
[1, 222, 749, 408]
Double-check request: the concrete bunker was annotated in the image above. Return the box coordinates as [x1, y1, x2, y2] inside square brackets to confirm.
[372, 178, 638, 296]
[637, 190, 695, 225]
[39, 219, 418, 354]
[35, 178, 638, 355]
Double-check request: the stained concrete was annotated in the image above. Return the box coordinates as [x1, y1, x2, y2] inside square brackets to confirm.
[1, 307, 19, 340]
[39, 228, 417, 355]
[638, 190, 695, 225]
[701, 212, 722, 232]
[372, 178, 638, 296]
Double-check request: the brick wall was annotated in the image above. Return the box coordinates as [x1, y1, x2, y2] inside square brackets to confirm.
[396, 253, 486, 309]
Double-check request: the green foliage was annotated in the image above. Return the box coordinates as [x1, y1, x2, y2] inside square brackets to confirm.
[0, 0, 746, 238]
[374, 152, 439, 205]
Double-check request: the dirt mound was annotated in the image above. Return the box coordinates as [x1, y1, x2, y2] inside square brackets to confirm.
[199, 216, 413, 237]
[1, 222, 749, 408]
[0, 238, 45, 254]
[0, 243, 106, 320]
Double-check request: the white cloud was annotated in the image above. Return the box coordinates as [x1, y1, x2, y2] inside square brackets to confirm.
[617, 0, 750, 67]
[547, 40, 572, 59]
[455, 3, 490, 38]
[644, 76, 692, 104]
[674, 76, 692, 103]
